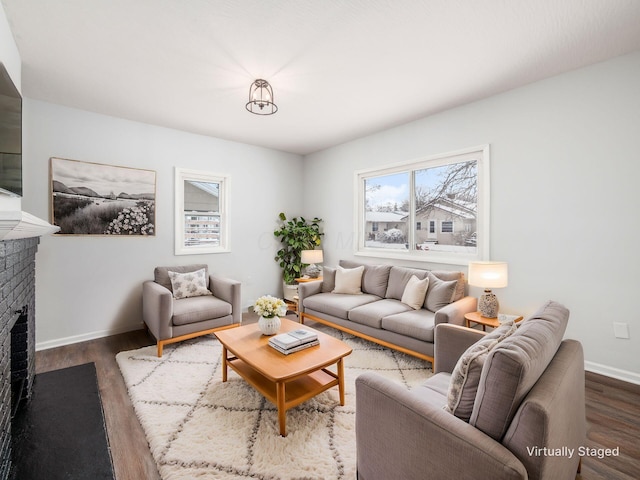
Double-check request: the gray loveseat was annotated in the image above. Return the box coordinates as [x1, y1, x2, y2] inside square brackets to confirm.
[298, 260, 477, 363]
[355, 300, 585, 480]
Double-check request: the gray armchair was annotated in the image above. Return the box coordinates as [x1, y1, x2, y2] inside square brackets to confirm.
[142, 264, 241, 356]
[355, 301, 585, 480]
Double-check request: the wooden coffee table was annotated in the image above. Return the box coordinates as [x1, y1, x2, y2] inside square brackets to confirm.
[215, 318, 352, 436]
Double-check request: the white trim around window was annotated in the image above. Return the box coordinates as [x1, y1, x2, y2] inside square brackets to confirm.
[354, 145, 490, 266]
[174, 167, 230, 255]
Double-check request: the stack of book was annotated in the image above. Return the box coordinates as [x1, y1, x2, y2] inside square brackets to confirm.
[268, 329, 319, 355]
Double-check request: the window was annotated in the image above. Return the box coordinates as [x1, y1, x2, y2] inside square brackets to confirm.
[175, 167, 230, 255]
[356, 145, 490, 265]
[441, 221, 453, 233]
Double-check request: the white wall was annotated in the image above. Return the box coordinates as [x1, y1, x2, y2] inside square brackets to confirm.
[0, 2, 22, 211]
[22, 99, 303, 349]
[304, 51, 640, 383]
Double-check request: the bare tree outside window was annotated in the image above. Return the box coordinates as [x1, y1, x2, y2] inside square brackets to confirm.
[356, 146, 489, 265]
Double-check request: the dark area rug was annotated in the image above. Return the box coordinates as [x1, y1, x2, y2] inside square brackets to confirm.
[11, 363, 114, 480]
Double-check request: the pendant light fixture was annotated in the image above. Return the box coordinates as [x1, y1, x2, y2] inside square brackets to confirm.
[246, 79, 278, 115]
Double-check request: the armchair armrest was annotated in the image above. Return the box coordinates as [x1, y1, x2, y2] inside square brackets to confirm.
[434, 295, 477, 327]
[142, 280, 174, 341]
[210, 275, 242, 325]
[355, 373, 526, 480]
[297, 280, 323, 312]
[434, 323, 486, 374]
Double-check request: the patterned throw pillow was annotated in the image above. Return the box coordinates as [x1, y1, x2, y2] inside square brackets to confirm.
[445, 320, 518, 421]
[168, 268, 213, 300]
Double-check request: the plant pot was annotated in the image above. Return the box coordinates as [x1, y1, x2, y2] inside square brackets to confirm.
[258, 316, 281, 335]
[283, 282, 298, 302]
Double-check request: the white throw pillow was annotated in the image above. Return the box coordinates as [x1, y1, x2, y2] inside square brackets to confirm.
[168, 268, 213, 299]
[332, 265, 364, 295]
[445, 320, 518, 421]
[401, 275, 429, 310]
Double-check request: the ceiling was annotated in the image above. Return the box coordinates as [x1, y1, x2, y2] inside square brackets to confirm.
[3, 0, 640, 155]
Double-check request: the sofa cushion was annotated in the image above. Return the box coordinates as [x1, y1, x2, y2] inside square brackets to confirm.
[401, 275, 430, 309]
[349, 299, 413, 329]
[445, 320, 518, 421]
[304, 292, 380, 319]
[169, 268, 213, 299]
[385, 266, 429, 300]
[431, 270, 465, 302]
[424, 272, 458, 312]
[340, 260, 392, 297]
[172, 295, 232, 326]
[154, 264, 209, 292]
[333, 265, 365, 294]
[381, 309, 436, 342]
[414, 372, 451, 408]
[469, 301, 570, 440]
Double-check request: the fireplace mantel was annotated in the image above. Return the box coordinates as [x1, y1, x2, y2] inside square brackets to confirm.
[0, 210, 59, 240]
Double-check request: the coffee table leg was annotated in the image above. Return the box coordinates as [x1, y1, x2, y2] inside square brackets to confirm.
[277, 381, 286, 436]
[338, 358, 346, 406]
[221, 345, 228, 382]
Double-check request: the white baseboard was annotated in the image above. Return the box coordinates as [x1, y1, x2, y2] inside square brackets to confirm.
[585, 361, 640, 386]
[36, 323, 144, 351]
[34, 328, 640, 387]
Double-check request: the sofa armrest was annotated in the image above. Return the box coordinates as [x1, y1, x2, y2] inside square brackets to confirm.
[142, 280, 174, 341]
[355, 372, 526, 480]
[434, 295, 477, 326]
[297, 280, 323, 312]
[434, 324, 486, 374]
[210, 275, 242, 325]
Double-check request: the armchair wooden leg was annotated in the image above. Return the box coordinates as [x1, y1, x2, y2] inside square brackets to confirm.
[157, 341, 164, 357]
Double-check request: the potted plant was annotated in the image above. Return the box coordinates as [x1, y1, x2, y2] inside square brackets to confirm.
[274, 212, 323, 300]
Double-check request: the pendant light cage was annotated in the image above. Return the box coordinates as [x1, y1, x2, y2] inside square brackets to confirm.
[246, 79, 278, 115]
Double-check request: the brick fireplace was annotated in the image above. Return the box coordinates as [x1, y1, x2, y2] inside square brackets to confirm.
[0, 237, 39, 480]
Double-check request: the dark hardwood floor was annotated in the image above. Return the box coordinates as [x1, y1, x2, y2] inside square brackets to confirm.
[33, 319, 640, 480]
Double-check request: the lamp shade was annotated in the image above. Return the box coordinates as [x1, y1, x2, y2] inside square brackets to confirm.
[301, 249, 323, 264]
[468, 261, 508, 289]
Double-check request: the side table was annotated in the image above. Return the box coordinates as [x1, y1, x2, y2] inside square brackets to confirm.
[464, 311, 523, 331]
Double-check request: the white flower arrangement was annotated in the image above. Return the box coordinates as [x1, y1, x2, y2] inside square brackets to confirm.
[253, 295, 287, 318]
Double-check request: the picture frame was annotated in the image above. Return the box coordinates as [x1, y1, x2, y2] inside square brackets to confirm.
[50, 157, 156, 236]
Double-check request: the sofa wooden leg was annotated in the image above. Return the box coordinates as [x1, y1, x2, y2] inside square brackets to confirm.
[157, 341, 164, 357]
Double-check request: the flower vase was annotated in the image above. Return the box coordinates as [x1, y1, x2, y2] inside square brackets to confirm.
[258, 316, 281, 335]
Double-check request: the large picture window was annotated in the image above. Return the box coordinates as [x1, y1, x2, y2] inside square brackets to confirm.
[175, 167, 230, 255]
[356, 145, 489, 265]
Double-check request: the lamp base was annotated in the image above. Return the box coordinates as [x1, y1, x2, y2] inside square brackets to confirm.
[478, 289, 499, 318]
[305, 264, 321, 278]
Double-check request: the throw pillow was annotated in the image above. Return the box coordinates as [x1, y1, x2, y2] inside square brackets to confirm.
[445, 320, 518, 421]
[424, 271, 458, 312]
[400, 275, 429, 310]
[168, 268, 213, 300]
[332, 265, 364, 294]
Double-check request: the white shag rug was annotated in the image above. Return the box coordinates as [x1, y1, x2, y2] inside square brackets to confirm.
[116, 324, 433, 480]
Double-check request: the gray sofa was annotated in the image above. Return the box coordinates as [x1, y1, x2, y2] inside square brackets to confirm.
[355, 300, 585, 480]
[298, 260, 477, 363]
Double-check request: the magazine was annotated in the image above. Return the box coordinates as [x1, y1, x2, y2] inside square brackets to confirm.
[269, 329, 318, 350]
[269, 339, 320, 355]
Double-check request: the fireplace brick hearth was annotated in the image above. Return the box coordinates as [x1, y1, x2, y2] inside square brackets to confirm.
[0, 237, 38, 480]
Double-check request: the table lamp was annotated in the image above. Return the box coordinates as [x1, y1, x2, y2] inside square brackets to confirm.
[301, 249, 323, 278]
[468, 261, 508, 318]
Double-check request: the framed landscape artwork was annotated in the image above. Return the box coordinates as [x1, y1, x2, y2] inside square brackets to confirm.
[50, 157, 156, 236]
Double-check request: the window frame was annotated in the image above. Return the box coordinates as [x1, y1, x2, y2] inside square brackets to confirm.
[174, 167, 230, 255]
[355, 145, 490, 265]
